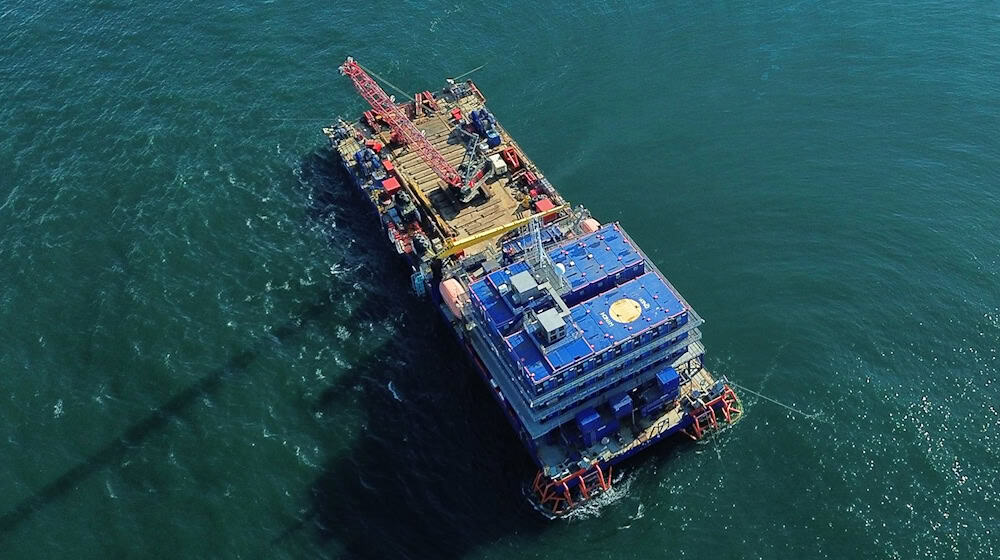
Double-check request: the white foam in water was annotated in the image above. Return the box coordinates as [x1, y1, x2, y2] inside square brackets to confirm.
[616, 503, 645, 530]
[52, 399, 64, 419]
[562, 472, 634, 520]
[387, 381, 402, 402]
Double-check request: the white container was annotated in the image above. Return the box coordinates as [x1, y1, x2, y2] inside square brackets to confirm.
[488, 153, 508, 176]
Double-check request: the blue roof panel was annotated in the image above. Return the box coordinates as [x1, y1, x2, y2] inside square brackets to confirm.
[470, 280, 513, 331]
[506, 330, 548, 381]
[506, 327, 595, 381]
[501, 270, 687, 385]
[549, 223, 643, 296]
[471, 261, 535, 332]
[573, 271, 685, 347]
[570, 308, 613, 353]
[544, 336, 594, 371]
[486, 260, 529, 289]
[478, 223, 690, 391]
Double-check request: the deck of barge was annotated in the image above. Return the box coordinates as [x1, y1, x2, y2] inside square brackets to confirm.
[329, 86, 559, 258]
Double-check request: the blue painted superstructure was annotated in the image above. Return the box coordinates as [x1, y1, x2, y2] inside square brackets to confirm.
[465, 223, 704, 444]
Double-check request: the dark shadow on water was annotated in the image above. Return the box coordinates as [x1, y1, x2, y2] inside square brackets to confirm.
[0, 285, 377, 538]
[0, 146, 555, 554]
[301, 320, 549, 560]
[0, 148, 383, 538]
[287, 149, 550, 559]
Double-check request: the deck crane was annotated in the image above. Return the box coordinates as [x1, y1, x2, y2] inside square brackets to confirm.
[339, 58, 566, 264]
[339, 57, 475, 196]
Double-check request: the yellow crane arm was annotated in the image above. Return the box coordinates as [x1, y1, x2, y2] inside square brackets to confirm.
[435, 204, 566, 260]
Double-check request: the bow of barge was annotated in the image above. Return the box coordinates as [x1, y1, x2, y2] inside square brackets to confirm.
[325, 58, 741, 516]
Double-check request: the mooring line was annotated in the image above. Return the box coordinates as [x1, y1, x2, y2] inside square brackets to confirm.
[728, 381, 821, 420]
[356, 62, 411, 100]
[452, 63, 486, 81]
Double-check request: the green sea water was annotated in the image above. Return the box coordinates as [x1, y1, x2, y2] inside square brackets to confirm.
[2, 1, 999, 558]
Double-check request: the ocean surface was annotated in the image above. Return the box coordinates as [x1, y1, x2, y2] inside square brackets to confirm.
[2, 1, 999, 558]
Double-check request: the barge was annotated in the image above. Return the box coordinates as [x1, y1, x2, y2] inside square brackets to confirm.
[325, 58, 741, 515]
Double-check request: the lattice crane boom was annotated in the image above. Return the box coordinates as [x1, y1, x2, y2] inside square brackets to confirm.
[340, 57, 461, 187]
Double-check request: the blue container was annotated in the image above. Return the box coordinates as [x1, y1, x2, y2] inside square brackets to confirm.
[640, 401, 664, 419]
[656, 367, 680, 400]
[485, 130, 501, 147]
[611, 394, 633, 419]
[576, 407, 600, 433]
[595, 419, 620, 441]
[471, 109, 501, 147]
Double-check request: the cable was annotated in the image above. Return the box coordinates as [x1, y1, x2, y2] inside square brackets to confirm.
[452, 63, 486, 81]
[727, 381, 821, 420]
[356, 62, 411, 100]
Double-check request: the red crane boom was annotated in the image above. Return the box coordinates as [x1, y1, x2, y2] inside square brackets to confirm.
[339, 57, 461, 187]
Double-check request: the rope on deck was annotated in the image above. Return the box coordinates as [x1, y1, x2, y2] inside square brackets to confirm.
[728, 381, 821, 420]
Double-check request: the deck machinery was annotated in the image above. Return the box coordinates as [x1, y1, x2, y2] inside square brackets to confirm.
[325, 58, 741, 515]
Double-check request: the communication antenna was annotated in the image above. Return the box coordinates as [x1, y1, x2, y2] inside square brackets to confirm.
[526, 216, 568, 293]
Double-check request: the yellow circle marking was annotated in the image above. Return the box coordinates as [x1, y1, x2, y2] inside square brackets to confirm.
[608, 298, 642, 323]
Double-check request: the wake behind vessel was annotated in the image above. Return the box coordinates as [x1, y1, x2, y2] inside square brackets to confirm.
[325, 58, 741, 515]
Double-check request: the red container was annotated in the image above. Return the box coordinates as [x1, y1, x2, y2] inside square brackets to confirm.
[382, 176, 401, 196]
[534, 198, 557, 223]
[501, 147, 521, 169]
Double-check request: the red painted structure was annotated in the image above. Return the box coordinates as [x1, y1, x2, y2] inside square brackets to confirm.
[684, 386, 742, 440]
[532, 463, 613, 515]
[382, 176, 402, 196]
[534, 198, 557, 223]
[340, 58, 462, 187]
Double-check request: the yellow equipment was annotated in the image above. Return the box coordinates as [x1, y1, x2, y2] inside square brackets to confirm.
[435, 204, 566, 260]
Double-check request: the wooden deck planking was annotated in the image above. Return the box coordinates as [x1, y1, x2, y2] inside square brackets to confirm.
[366, 93, 530, 248]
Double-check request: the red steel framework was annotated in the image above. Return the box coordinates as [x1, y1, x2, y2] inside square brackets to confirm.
[532, 463, 612, 515]
[684, 386, 742, 440]
[339, 57, 462, 187]
[531, 385, 742, 514]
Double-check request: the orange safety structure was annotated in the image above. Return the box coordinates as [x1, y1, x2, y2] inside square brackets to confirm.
[532, 462, 613, 515]
[684, 385, 742, 440]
